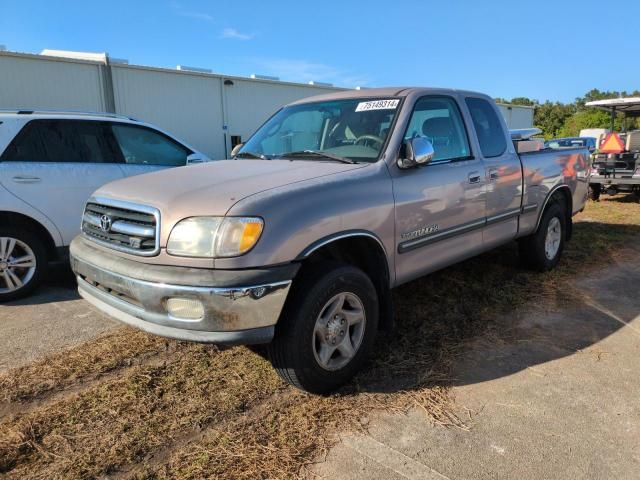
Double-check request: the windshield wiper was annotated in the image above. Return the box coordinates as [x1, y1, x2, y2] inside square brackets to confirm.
[234, 151, 265, 159]
[281, 150, 357, 164]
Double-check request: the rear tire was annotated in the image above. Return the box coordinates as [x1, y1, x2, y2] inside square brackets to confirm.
[518, 201, 566, 272]
[268, 262, 379, 394]
[588, 184, 601, 201]
[0, 226, 47, 302]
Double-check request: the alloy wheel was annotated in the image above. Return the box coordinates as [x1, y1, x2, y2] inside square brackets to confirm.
[0, 237, 37, 293]
[312, 292, 366, 371]
[544, 217, 562, 260]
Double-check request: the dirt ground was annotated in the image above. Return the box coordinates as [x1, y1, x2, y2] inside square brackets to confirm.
[1, 193, 639, 479]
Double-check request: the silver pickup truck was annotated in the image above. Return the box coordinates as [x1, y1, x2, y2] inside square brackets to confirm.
[70, 87, 590, 393]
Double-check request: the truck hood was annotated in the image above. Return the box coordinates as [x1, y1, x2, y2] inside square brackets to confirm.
[95, 159, 365, 239]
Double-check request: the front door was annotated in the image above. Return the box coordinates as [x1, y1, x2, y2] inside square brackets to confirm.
[392, 95, 486, 285]
[0, 119, 125, 244]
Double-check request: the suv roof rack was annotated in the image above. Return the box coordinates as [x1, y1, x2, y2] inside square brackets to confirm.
[0, 109, 139, 122]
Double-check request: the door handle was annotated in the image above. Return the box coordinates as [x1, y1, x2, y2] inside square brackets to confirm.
[468, 172, 481, 184]
[488, 168, 499, 181]
[12, 175, 41, 184]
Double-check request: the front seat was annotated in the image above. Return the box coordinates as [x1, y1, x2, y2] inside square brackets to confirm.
[422, 117, 459, 160]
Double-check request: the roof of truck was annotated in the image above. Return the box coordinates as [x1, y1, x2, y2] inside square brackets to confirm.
[287, 87, 491, 105]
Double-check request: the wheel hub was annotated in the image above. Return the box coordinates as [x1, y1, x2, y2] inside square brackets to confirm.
[544, 217, 562, 260]
[312, 292, 367, 371]
[325, 315, 347, 345]
[0, 261, 7, 271]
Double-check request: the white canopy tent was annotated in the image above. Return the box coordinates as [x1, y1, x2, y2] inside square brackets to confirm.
[586, 98, 640, 131]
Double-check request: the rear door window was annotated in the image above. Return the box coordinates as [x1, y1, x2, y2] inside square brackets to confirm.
[111, 124, 192, 166]
[465, 98, 507, 158]
[0, 120, 121, 163]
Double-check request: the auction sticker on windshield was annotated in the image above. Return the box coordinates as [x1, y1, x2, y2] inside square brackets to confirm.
[355, 99, 400, 112]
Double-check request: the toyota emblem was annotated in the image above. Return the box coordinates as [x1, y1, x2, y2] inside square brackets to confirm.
[100, 214, 112, 233]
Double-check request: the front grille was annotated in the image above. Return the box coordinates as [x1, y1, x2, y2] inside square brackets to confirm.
[82, 199, 160, 256]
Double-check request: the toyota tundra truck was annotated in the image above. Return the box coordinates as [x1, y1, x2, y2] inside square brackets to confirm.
[70, 88, 590, 393]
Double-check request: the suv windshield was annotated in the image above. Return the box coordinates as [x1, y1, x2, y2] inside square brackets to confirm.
[237, 98, 401, 163]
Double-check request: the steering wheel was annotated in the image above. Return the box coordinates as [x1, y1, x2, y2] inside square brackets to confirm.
[354, 134, 384, 149]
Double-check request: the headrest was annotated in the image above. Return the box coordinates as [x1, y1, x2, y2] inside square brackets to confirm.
[423, 117, 453, 137]
[626, 130, 640, 151]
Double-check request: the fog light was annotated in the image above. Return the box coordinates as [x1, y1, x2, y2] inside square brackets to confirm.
[165, 297, 205, 320]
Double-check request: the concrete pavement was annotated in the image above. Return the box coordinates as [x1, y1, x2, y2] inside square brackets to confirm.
[313, 257, 640, 479]
[0, 266, 118, 371]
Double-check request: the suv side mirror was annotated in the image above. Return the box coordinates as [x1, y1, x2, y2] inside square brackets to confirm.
[186, 153, 205, 165]
[231, 143, 243, 157]
[397, 137, 435, 169]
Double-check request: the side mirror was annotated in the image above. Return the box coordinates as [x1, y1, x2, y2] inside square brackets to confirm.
[186, 153, 205, 165]
[230, 143, 243, 157]
[397, 137, 435, 169]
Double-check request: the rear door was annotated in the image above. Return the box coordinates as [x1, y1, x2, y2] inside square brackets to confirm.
[392, 95, 486, 284]
[0, 119, 125, 244]
[464, 97, 523, 248]
[110, 123, 193, 178]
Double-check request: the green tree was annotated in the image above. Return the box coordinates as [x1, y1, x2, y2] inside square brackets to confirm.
[557, 109, 620, 137]
[534, 102, 576, 139]
[509, 97, 536, 106]
[496, 90, 639, 138]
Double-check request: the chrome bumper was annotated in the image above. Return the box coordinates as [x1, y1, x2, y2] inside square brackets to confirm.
[70, 239, 293, 345]
[590, 175, 640, 186]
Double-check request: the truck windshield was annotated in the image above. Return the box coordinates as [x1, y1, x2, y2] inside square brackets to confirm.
[237, 98, 401, 163]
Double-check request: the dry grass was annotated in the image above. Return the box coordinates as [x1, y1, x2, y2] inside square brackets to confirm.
[0, 330, 168, 404]
[1, 193, 639, 479]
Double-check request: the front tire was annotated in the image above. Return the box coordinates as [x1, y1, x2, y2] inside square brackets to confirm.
[588, 184, 601, 201]
[518, 201, 566, 272]
[0, 226, 47, 302]
[268, 263, 379, 394]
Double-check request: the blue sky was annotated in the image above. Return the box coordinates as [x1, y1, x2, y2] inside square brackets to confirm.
[1, 0, 638, 102]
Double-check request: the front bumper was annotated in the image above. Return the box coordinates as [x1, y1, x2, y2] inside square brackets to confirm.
[70, 237, 298, 345]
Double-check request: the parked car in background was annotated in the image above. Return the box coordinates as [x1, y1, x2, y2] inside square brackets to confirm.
[70, 87, 590, 393]
[0, 111, 209, 301]
[579, 128, 608, 144]
[545, 137, 597, 152]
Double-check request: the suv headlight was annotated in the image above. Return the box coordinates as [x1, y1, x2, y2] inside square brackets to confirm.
[167, 217, 263, 258]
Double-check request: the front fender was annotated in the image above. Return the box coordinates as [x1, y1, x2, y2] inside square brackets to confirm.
[214, 162, 396, 282]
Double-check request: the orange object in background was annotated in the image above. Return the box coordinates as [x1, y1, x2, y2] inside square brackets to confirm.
[599, 132, 626, 153]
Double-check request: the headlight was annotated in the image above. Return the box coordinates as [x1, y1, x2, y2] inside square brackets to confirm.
[167, 217, 263, 258]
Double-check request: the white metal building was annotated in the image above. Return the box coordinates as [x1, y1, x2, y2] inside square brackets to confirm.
[0, 49, 534, 158]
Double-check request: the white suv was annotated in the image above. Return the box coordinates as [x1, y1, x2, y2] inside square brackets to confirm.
[0, 111, 209, 301]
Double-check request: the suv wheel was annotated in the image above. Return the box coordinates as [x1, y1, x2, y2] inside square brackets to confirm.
[518, 200, 566, 272]
[268, 263, 379, 394]
[0, 227, 47, 302]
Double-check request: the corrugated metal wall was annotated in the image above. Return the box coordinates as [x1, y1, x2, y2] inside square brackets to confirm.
[0, 52, 107, 111]
[0, 51, 535, 158]
[111, 65, 226, 157]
